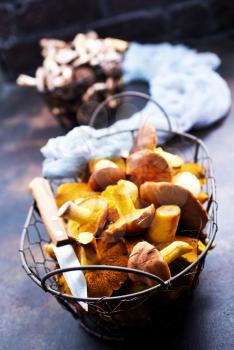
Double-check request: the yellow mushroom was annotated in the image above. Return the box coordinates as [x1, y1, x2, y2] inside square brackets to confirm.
[58, 196, 108, 241]
[102, 179, 138, 221]
[147, 205, 181, 244]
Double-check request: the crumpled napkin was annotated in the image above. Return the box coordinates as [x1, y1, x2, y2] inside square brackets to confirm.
[41, 42, 231, 179]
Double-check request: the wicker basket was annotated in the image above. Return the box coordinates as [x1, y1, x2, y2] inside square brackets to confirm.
[20, 92, 217, 341]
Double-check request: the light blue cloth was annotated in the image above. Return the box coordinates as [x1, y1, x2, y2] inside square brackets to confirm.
[41, 42, 231, 179]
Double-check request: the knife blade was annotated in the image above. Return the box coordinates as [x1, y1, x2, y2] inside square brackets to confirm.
[29, 177, 88, 311]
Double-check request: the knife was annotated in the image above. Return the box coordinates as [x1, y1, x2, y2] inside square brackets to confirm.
[29, 177, 88, 311]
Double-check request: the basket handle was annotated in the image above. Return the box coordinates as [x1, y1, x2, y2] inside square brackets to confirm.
[41, 265, 167, 302]
[89, 91, 173, 132]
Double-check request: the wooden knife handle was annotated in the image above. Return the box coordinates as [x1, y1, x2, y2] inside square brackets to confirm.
[29, 177, 69, 246]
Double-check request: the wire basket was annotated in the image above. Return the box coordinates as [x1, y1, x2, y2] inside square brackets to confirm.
[20, 92, 218, 341]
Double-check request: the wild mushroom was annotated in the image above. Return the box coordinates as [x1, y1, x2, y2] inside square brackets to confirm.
[130, 124, 157, 153]
[140, 182, 208, 231]
[105, 204, 155, 242]
[101, 179, 138, 221]
[103, 37, 128, 52]
[172, 172, 201, 198]
[76, 231, 96, 245]
[101, 180, 155, 241]
[55, 182, 96, 208]
[174, 236, 206, 264]
[154, 147, 184, 170]
[78, 238, 129, 297]
[89, 157, 126, 173]
[75, 232, 101, 265]
[88, 159, 126, 191]
[56, 232, 100, 296]
[126, 149, 172, 187]
[58, 196, 108, 240]
[54, 234, 128, 298]
[128, 240, 192, 287]
[197, 192, 209, 204]
[40, 38, 67, 50]
[147, 205, 181, 244]
[58, 201, 91, 222]
[176, 162, 207, 186]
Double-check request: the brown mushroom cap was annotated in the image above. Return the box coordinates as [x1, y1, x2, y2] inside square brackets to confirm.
[128, 241, 170, 287]
[105, 204, 155, 242]
[130, 124, 157, 153]
[126, 149, 172, 186]
[88, 166, 126, 191]
[140, 182, 208, 231]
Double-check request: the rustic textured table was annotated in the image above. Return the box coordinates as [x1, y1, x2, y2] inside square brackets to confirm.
[0, 39, 234, 350]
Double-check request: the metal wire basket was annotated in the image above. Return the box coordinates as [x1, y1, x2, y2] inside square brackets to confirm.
[20, 92, 218, 341]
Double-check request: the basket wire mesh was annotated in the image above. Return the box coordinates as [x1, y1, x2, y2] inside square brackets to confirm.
[20, 92, 217, 341]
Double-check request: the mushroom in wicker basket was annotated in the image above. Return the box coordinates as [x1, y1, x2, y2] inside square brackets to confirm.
[30, 125, 211, 298]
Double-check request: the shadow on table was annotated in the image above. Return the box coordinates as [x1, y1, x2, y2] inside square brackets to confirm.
[66, 286, 214, 350]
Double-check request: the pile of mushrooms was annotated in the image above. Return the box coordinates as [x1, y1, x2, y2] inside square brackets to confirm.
[17, 31, 128, 125]
[44, 124, 210, 297]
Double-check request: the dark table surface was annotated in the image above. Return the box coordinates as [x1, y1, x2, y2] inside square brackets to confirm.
[1, 39, 234, 350]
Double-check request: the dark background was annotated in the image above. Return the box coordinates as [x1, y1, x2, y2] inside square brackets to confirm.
[0, 0, 234, 80]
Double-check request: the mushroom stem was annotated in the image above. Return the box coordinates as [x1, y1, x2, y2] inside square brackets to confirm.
[148, 205, 181, 244]
[77, 232, 100, 264]
[160, 241, 193, 265]
[58, 201, 91, 223]
[17, 74, 37, 87]
[102, 180, 138, 222]
[114, 191, 136, 216]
